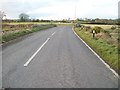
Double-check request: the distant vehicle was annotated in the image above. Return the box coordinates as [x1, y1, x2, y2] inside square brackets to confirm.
[75, 23, 81, 27]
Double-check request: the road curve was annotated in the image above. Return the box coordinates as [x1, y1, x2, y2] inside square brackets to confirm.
[2, 26, 118, 88]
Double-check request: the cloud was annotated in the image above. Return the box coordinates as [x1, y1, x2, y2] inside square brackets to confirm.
[75, 0, 119, 19]
[0, 0, 119, 19]
[0, 0, 52, 18]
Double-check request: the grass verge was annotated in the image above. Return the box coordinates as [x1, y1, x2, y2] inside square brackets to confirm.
[74, 27, 119, 74]
[2, 24, 56, 43]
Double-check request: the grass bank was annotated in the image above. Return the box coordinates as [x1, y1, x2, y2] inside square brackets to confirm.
[2, 24, 56, 43]
[74, 27, 119, 74]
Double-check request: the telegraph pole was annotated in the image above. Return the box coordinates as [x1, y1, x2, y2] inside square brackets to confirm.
[74, 4, 77, 20]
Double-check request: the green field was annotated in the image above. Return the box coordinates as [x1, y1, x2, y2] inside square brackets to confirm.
[74, 24, 119, 74]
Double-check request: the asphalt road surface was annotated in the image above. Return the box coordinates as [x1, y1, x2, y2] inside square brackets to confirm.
[2, 26, 118, 88]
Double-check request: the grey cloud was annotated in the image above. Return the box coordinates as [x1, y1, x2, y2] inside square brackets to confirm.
[1, 0, 52, 18]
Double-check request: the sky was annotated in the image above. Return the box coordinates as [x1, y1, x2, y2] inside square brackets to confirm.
[0, 0, 119, 20]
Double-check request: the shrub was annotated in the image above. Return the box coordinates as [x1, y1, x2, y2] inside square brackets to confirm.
[111, 26, 116, 30]
[92, 26, 104, 34]
[75, 23, 81, 27]
[84, 26, 91, 31]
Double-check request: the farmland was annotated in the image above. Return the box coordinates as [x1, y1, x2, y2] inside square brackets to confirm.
[74, 24, 119, 74]
[1, 22, 57, 43]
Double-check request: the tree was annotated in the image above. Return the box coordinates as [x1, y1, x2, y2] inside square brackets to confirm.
[19, 13, 29, 22]
[0, 11, 6, 20]
[36, 19, 39, 22]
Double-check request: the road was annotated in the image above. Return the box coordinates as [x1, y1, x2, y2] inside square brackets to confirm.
[2, 26, 118, 88]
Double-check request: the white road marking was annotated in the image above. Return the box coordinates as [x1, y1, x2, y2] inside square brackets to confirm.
[24, 38, 50, 67]
[72, 27, 119, 78]
[52, 31, 56, 36]
[24, 31, 56, 67]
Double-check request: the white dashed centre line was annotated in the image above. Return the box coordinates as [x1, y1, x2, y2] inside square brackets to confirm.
[24, 31, 56, 67]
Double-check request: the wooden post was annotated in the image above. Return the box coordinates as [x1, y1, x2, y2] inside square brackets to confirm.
[93, 30, 95, 38]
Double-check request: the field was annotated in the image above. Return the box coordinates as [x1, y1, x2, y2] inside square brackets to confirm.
[74, 24, 119, 74]
[3, 22, 72, 25]
[81, 24, 118, 30]
[1, 22, 57, 43]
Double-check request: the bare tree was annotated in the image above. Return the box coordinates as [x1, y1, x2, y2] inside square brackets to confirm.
[0, 11, 6, 20]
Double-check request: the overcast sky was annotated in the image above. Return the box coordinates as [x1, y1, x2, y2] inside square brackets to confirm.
[0, 0, 119, 20]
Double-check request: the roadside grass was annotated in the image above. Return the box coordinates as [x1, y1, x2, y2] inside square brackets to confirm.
[2, 24, 56, 43]
[2, 30, 32, 43]
[74, 27, 119, 74]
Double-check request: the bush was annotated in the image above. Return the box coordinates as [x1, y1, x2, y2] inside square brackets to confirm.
[103, 30, 109, 33]
[92, 26, 104, 34]
[84, 26, 91, 31]
[75, 23, 81, 27]
[111, 26, 116, 30]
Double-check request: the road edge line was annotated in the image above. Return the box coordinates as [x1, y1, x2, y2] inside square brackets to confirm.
[72, 27, 119, 78]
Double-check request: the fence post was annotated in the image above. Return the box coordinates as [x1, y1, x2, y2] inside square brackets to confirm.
[93, 30, 95, 38]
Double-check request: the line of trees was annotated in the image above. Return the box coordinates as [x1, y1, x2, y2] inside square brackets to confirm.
[1, 11, 119, 25]
[76, 18, 119, 25]
[0, 11, 6, 20]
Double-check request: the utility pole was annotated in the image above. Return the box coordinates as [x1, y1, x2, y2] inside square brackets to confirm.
[74, 5, 76, 20]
